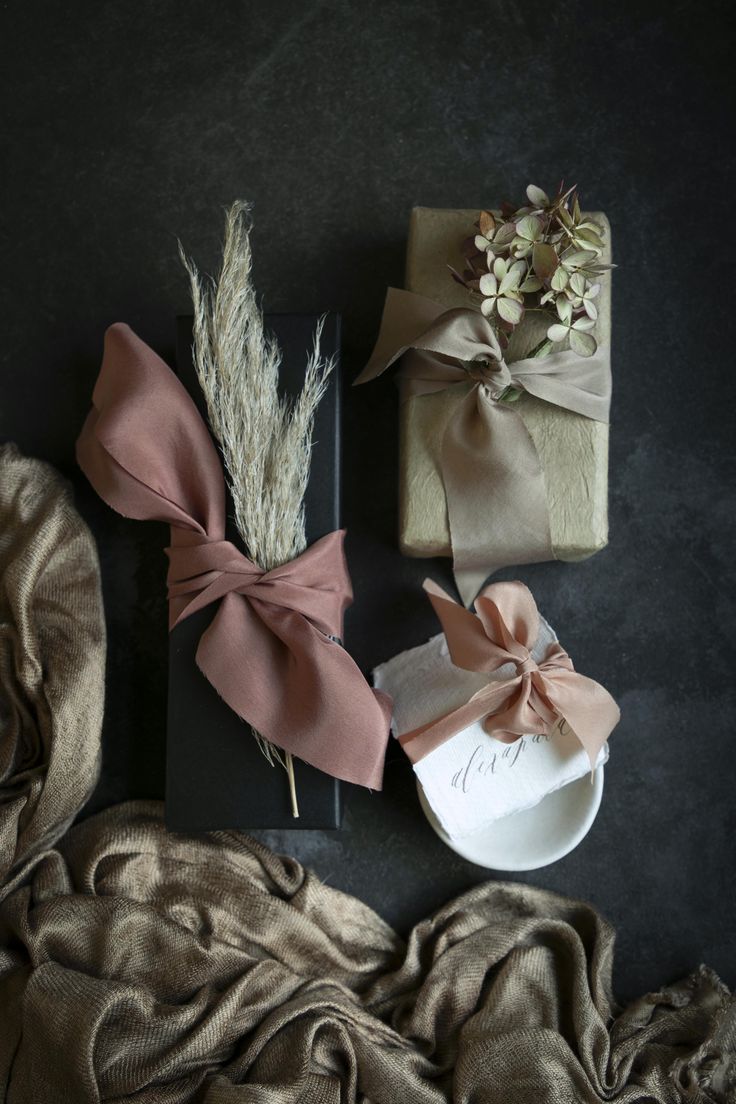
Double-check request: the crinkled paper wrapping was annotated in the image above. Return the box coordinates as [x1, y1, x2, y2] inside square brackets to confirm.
[399, 207, 611, 561]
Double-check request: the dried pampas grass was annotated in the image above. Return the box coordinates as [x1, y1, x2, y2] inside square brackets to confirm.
[180, 202, 335, 816]
[181, 201, 333, 569]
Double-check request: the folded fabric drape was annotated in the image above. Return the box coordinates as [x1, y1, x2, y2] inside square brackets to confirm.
[77, 323, 390, 789]
[1, 801, 734, 1103]
[0, 444, 105, 887]
[398, 579, 620, 769]
[355, 288, 612, 605]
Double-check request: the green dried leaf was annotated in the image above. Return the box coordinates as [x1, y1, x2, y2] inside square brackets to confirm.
[550, 267, 568, 292]
[499, 386, 523, 402]
[576, 227, 604, 250]
[520, 276, 542, 293]
[564, 249, 597, 268]
[495, 223, 517, 246]
[532, 242, 559, 281]
[569, 329, 597, 357]
[515, 215, 542, 242]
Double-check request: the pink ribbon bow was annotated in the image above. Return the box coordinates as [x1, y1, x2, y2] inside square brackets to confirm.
[77, 323, 390, 789]
[398, 579, 619, 769]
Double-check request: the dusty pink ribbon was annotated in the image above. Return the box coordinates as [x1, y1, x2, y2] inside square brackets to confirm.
[398, 578, 619, 769]
[355, 288, 612, 606]
[77, 322, 390, 789]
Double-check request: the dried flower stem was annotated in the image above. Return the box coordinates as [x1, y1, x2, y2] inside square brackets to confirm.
[180, 202, 334, 818]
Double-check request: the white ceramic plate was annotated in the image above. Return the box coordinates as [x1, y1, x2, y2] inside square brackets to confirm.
[417, 765, 604, 871]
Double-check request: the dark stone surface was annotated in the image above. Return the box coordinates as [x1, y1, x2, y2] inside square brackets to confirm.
[1, 1, 734, 1003]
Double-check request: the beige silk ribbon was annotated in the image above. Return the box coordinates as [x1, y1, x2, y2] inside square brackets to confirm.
[398, 579, 620, 770]
[354, 288, 612, 606]
[77, 323, 391, 789]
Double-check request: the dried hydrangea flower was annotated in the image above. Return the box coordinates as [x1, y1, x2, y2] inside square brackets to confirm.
[479, 257, 525, 324]
[510, 215, 543, 259]
[566, 273, 601, 319]
[455, 183, 612, 363]
[547, 297, 598, 356]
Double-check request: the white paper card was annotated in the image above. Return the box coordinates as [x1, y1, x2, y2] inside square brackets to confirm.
[374, 615, 608, 840]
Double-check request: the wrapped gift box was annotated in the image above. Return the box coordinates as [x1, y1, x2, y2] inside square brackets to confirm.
[374, 609, 609, 840]
[399, 207, 611, 561]
[166, 313, 344, 831]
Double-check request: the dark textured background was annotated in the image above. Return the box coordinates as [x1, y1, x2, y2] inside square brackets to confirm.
[1, 1, 734, 1003]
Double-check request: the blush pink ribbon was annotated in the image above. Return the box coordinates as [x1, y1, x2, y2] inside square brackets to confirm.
[398, 578, 619, 769]
[77, 323, 391, 789]
[355, 288, 612, 606]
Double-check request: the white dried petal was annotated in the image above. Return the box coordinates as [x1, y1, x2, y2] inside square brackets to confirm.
[569, 272, 586, 296]
[497, 297, 523, 324]
[499, 268, 521, 294]
[557, 297, 573, 323]
[479, 273, 497, 296]
[526, 184, 550, 207]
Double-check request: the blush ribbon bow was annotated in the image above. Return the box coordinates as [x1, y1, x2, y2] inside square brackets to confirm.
[398, 579, 620, 769]
[77, 323, 390, 789]
[354, 288, 612, 606]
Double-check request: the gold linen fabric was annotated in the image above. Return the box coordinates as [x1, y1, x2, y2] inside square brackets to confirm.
[0, 447, 734, 1102]
[0, 444, 105, 886]
[1, 804, 734, 1102]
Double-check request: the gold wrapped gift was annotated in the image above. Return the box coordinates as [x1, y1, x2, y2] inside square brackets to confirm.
[399, 207, 611, 562]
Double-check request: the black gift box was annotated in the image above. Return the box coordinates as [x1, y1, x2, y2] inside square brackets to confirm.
[166, 313, 343, 830]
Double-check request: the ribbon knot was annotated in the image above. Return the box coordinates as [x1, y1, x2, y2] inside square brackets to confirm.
[465, 355, 511, 397]
[397, 578, 619, 770]
[76, 322, 391, 789]
[166, 536, 261, 621]
[164, 527, 353, 643]
[515, 654, 539, 677]
[355, 288, 612, 605]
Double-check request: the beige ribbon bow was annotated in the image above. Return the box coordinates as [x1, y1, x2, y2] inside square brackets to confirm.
[355, 288, 612, 606]
[398, 578, 620, 769]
